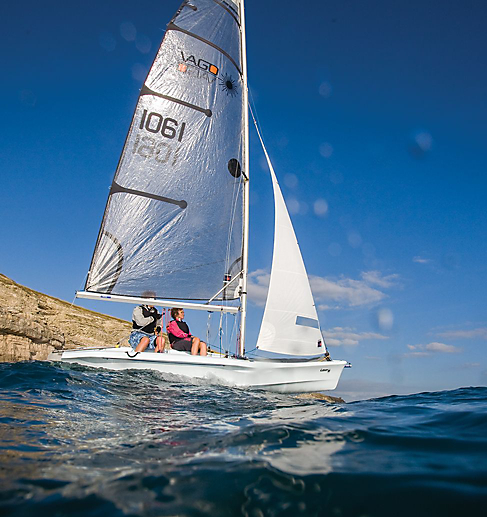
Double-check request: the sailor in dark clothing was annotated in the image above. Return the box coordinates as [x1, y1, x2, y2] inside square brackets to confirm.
[167, 308, 207, 356]
[129, 301, 165, 353]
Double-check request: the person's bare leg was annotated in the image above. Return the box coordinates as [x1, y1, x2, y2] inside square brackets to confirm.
[191, 337, 200, 355]
[135, 336, 150, 352]
[200, 341, 207, 356]
[155, 335, 165, 353]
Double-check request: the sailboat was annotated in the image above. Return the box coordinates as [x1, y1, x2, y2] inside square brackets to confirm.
[51, 0, 347, 393]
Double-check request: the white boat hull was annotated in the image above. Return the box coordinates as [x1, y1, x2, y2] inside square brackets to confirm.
[49, 347, 346, 394]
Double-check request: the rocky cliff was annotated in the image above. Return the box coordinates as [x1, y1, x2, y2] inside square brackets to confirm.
[0, 274, 131, 362]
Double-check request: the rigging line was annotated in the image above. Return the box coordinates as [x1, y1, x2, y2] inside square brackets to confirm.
[167, 22, 242, 77]
[248, 89, 265, 145]
[225, 158, 241, 258]
[248, 87, 260, 127]
[248, 87, 268, 160]
[218, 309, 224, 355]
[110, 180, 187, 209]
[229, 312, 237, 354]
[140, 85, 212, 117]
[224, 153, 244, 290]
[224, 134, 245, 280]
[208, 270, 243, 303]
[72, 272, 89, 306]
[206, 312, 211, 345]
[248, 101, 276, 183]
[222, 209, 241, 303]
[227, 195, 242, 282]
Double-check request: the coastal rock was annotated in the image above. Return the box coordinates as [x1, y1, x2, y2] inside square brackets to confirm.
[0, 274, 131, 362]
[296, 392, 346, 403]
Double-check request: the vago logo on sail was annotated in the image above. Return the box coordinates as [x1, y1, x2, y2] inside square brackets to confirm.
[178, 51, 219, 76]
[177, 50, 238, 97]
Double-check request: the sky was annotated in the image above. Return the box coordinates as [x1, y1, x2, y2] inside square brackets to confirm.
[1, 0, 486, 400]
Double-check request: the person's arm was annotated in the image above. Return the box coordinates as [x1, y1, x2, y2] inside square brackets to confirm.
[167, 320, 190, 339]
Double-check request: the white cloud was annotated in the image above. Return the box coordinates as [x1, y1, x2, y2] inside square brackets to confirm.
[437, 328, 487, 340]
[425, 342, 461, 353]
[317, 304, 340, 311]
[407, 351, 430, 357]
[406, 341, 461, 356]
[413, 256, 431, 264]
[248, 269, 399, 309]
[323, 327, 388, 347]
[247, 269, 270, 307]
[360, 271, 399, 288]
[310, 274, 387, 307]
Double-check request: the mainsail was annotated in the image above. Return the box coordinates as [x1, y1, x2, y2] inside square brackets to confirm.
[255, 132, 324, 357]
[85, 0, 245, 302]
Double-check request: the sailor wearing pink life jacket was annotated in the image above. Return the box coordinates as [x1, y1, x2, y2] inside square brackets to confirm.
[167, 308, 207, 356]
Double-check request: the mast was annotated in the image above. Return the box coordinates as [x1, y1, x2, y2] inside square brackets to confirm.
[239, 0, 250, 357]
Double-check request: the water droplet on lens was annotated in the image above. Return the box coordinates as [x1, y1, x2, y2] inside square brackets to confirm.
[376, 308, 394, 330]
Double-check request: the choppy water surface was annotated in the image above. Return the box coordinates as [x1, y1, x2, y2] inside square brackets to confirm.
[0, 362, 485, 516]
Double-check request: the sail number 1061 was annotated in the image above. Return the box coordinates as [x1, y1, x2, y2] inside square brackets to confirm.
[139, 109, 186, 142]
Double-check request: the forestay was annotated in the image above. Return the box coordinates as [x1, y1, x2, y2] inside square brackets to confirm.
[85, 0, 245, 302]
[255, 132, 324, 357]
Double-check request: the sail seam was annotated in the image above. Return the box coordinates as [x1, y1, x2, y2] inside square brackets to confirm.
[140, 84, 212, 117]
[167, 22, 242, 76]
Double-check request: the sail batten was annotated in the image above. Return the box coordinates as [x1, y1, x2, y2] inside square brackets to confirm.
[140, 85, 212, 117]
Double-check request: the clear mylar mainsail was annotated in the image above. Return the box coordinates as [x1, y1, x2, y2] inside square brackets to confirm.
[84, 0, 245, 303]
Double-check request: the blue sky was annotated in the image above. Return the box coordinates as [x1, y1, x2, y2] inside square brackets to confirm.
[1, 0, 486, 400]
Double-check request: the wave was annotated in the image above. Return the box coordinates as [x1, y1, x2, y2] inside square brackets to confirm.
[0, 362, 486, 516]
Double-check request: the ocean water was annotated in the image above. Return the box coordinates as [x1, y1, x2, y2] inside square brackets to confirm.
[0, 362, 485, 517]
